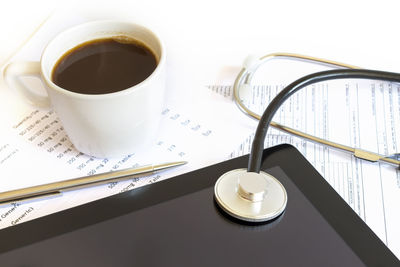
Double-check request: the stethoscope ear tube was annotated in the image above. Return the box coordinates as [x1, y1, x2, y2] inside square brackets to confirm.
[248, 69, 400, 173]
[234, 53, 359, 120]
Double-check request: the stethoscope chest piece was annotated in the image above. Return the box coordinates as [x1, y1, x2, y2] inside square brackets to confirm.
[214, 169, 287, 223]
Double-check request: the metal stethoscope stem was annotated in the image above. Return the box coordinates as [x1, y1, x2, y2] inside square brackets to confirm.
[234, 53, 400, 168]
[246, 68, 400, 173]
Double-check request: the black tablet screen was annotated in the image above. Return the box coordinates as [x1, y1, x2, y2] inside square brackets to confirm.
[0, 167, 365, 266]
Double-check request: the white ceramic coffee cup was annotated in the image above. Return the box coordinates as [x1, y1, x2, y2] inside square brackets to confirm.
[4, 20, 166, 158]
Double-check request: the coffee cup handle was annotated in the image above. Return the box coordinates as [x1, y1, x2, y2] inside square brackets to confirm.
[3, 61, 50, 107]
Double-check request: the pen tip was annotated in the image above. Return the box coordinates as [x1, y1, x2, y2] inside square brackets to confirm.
[153, 161, 188, 171]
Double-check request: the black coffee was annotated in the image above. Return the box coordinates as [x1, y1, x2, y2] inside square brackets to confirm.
[52, 37, 157, 94]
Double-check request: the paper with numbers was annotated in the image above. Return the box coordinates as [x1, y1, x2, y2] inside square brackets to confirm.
[0, 80, 247, 228]
[0, 14, 250, 229]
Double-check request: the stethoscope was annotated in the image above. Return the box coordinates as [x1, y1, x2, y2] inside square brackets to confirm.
[214, 53, 400, 223]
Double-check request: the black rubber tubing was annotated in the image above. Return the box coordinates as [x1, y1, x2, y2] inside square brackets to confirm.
[247, 69, 400, 173]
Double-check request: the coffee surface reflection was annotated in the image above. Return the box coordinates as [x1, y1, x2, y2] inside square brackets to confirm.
[52, 37, 157, 94]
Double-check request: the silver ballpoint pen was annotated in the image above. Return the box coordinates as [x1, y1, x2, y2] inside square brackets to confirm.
[0, 161, 187, 205]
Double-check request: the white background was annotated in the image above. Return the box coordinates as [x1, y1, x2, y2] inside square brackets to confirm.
[1, 0, 400, 84]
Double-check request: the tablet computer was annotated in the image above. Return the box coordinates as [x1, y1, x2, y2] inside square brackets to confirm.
[0, 144, 398, 266]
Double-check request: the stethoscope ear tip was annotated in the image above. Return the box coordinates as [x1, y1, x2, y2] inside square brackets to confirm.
[242, 54, 262, 70]
[214, 169, 287, 223]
